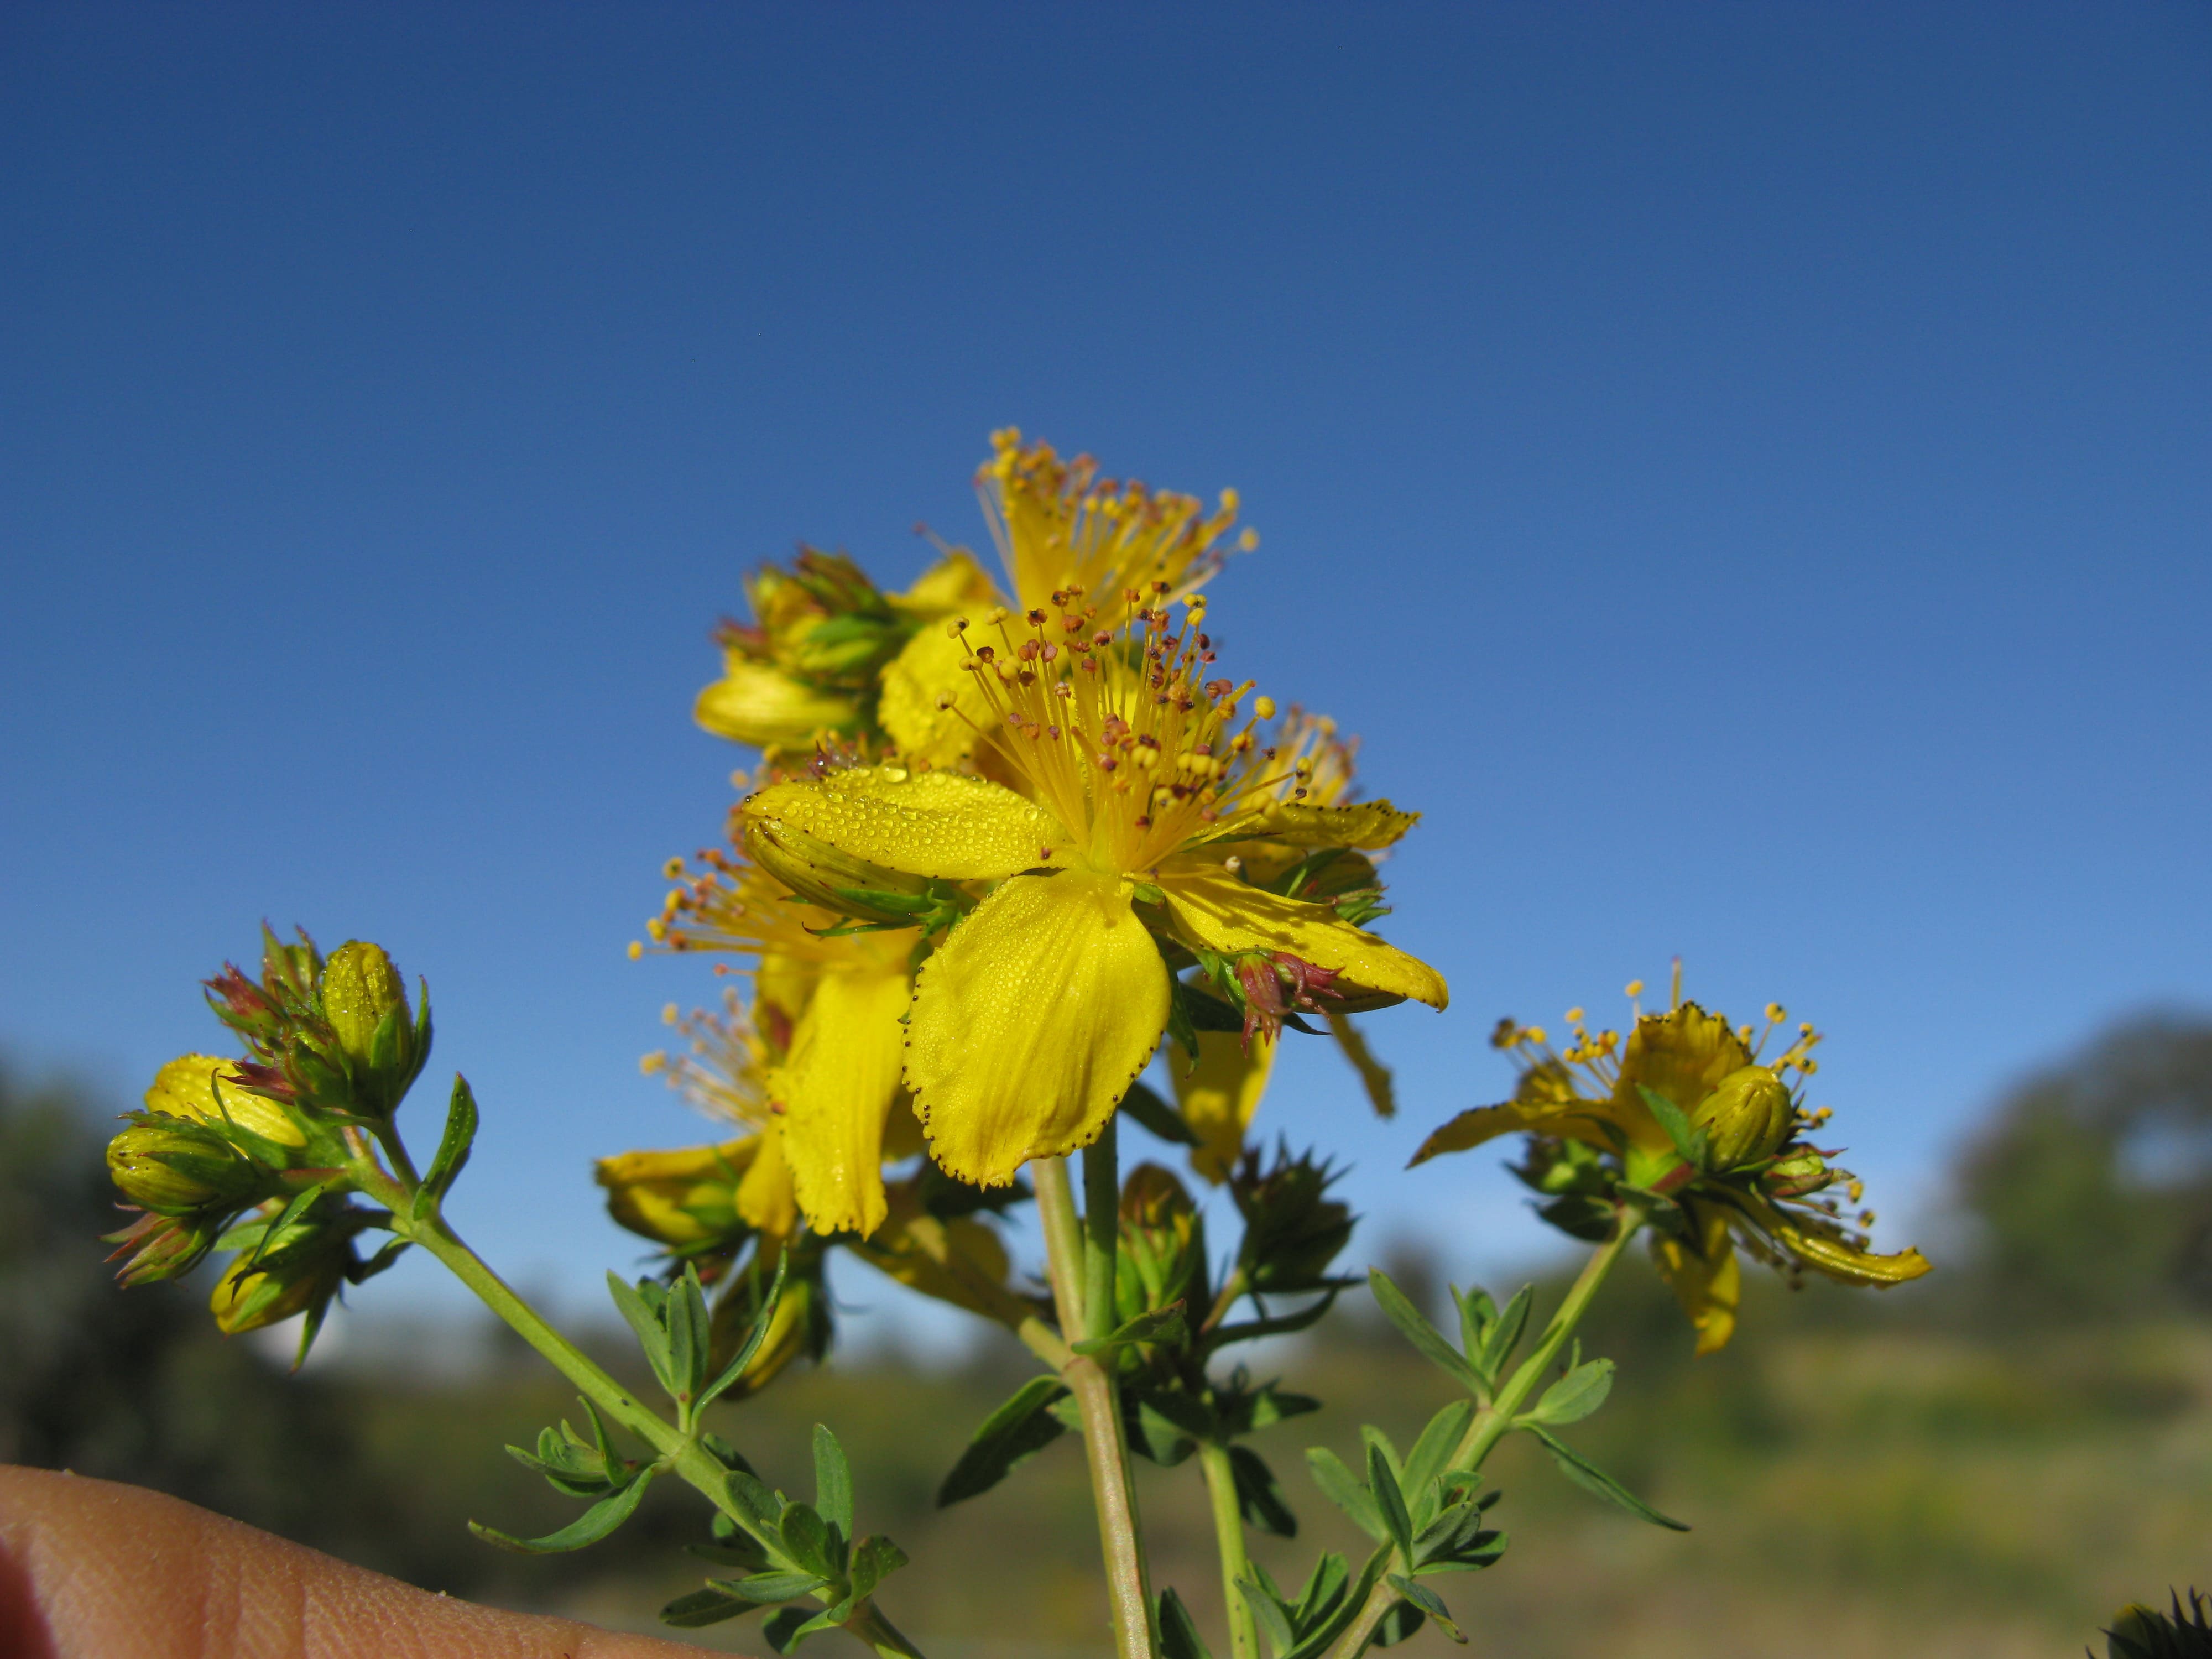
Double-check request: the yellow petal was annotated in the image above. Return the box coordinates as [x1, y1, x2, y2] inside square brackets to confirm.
[1175, 1031, 1276, 1184]
[743, 766, 1066, 883]
[891, 549, 999, 615]
[879, 624, 983, 769]
[1650, 1199, 1741, 1355]
[777, 969, 911, 1237]
[906, 872, 1170, 1186]
[1157, 859, 1448, 1011]
[1327, 1012, 1395, 1119]
[849, 1189, 1034, 1328]
[1761, 1205, 1933, 1287]
[1408, 1063, 1608, 1164]
[694, 660, 859, 750]
[736, 1123, 800, 1237]
[1214, 799, 1420, 851]
[145, 1053, 305, 1149]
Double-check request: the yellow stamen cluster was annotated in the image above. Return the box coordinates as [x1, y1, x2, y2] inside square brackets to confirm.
[643, 988, 774, 1131]
[1492, 979, 1826, 1090]
[646, 848, 860, 969]
[943, 584, 1297, 873]
[980, 429, 1256, 617]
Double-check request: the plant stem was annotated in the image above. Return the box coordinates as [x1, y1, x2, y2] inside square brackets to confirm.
[1197, 1441, 1260, 1659]
[1083, 1118, 1121, 1344]
[1322, 1202, 1648, 1659]
[1036, 1154, 1156, 1659]
[351, 1156, 928, 1657]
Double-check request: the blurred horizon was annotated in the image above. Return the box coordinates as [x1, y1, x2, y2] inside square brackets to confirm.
[4, 2, 2209, 1329]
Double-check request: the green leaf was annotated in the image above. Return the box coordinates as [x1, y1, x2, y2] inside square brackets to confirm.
[760, 1606, 815, 1653]
[1454, 1284, 1496, 1361]
[411, 1073, 477, 1218]
[1158, 1588, 1215, 1659]
[780, 1502, 836, 1577]
[936, 1376, 1072, 1506]
[605, 1272, 674, 1396]
[469, 1469, 655, 1553]
[727, 1568, 829, 1603]
[1237, 1574, 1297, 1651]
[1071, 1300, 1187, 1357]
[1368, 1441, 1414, 1559]
[698, 1250, 790, 1412]
[847, 1533, 908, 1600]
[1242, 1385, 1322, 1432]
[1525, 1358, 1615, 1427]
[1280, 1546, 1392, 1659]
[665, 1265, 706, 1404]
[1175, 977, 1244, 1034]
[1230, 1444, 1299, 1537]
[1126, 1386, 1214, 1466]
[1292, 1551, 1351, 1628]
[1307, 1446, 1387, 1542]
[1368, 1270, 1485, 1394]
[725, 1468, 782, 1532]
[1400, 1399, 1476, 1511]
[1528, 1426, 1690, 1531]
[661, 1585, 758, 1627]
[1119, 1079, 1202, 1146]
[348, 1237, 411, 1284]
[1474, 1284, 1533, 1381]
[253, 1179, 334, 1269]
[1387, 1574, 1465, 1643]
[812, 1422, 854, 1547]
[1370, 1600, 1426, 1647]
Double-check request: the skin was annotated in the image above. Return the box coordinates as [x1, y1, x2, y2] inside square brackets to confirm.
[0, 1467, 714, 1659]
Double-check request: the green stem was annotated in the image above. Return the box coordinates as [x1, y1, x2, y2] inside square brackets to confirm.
[1198, 1441, 1259, 1659]
[1083, 1118, 1121, 1344]
[1323, 1202, 1649, 1659]
[349, 1156, 927, 1657]
[1036, 1155, 1156, 1659]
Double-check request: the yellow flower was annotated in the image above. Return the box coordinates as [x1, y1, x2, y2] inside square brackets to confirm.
[1412, 974, 1929, 1354]
[740, 595, 1446, 1188]
[143, 1053, 305, 1151]
[881, 431, 1254, 768]
[595, 1136, 792, 1251]
[844, 1177, 1036, 1329]
[650, 861, 917, 1239]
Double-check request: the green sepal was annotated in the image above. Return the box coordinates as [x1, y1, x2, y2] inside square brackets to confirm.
[936, 1375, 1071, 1506]
[1636, 1084, 1708, 1170]
[252, 1179, 336, 1269]
[1368, 1270, 1484, 1394]
[1528, 1426, 1689, 1531]
[468, 1468, 654, 1553]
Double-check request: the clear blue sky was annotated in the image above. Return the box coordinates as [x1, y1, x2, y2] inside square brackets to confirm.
[4, 3, 2208, 1333]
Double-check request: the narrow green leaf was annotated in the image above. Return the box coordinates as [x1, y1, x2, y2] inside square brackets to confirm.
[812, 1422, 854, 1546]
[847, 1534, 907, 1600]
[1454, 1284, 1497, 1361]
[728, 1568, 828, 1603]
[780, 1501, 834, 1577]
[698, 1250, 791, 1412]
[412, 1074, 478, 1219]
[1070, 1299, 1187, 1357]
[1157, 1588, 1215, 1659]
[660, 1585, 758, 1627]
[1400, 1399, 1476, 1510]
[760, 1608, 812, 1653]
[253, 1179, 333, 1268]
[1368, 1270, 1484, 1394]
[725, 1468, 782, 1532]
[1229, 1444, 1299, 1538]
[1292, 1550, 1351, 1629]
[1237, 1574, 1297, 1651]
[1120, 1079, 1202, 1146]
[936, 1376, 1072, 1506]
[1529, 1426, 1690, 1531]
[1524, 1358, 1615, 1427]
[469, 1470, 654, 1554]
[1280, 1545, 1392, 1659]
[1368, 1441, 1413, 1559]
[605, 1271, 675, 1396]
[1387, 1574, 1466, 1643]
[1306, 1447, 1387, 1541]
[1475, 1284, 1533, 1380]
[349, 1237, 410, 1284]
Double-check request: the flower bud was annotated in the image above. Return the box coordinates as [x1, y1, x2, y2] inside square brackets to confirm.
[143, 1053, 306, 1151]
[595, 1139, 758, 1251]
[1232, 1147, 1354, 1293]
[107, 1120, 268, 1215]
[1117, 1163, 1207, 1328]
[695, 660, 863, 752]
[208, 1243, 348, 1335]
[740, 815, 936, 927]
[103, 1208, 225, 1286]
[318, 941, 423, 1114]
[1689, 1064, 1796, 1169]
[706, 1240, 832, 1401]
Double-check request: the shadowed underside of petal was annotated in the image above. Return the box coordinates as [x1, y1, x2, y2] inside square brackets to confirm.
[743, 766, 1065, 883]
[1175, 1030, 1276, 1184]
[695, 661, 858, 750]
[1408, 1099, 1614, 1166]
[905, 872, 1171, 1187]
[778, 969, 911, 1237]
[1212, 799, 1420, 851]
[1157, 859, 1449, 1011]
[1651, 1199, 1743, 1355]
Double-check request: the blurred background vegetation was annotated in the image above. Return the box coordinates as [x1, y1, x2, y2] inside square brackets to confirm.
[6, 1015, 2210, 1657]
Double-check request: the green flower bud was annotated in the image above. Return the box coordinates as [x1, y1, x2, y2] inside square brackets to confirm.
[106, 1120, 267, 1215]
[1233, 1148, 1354, 1294]
[706, 1240, 832, 1401]
[209, 1244, 347, 1335]
[741, 816, 938, 928]
[1117, 1162, 1208, 1328]
[1689, 1064, 1796, 1169]
[103, 1208, 225, 1287]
